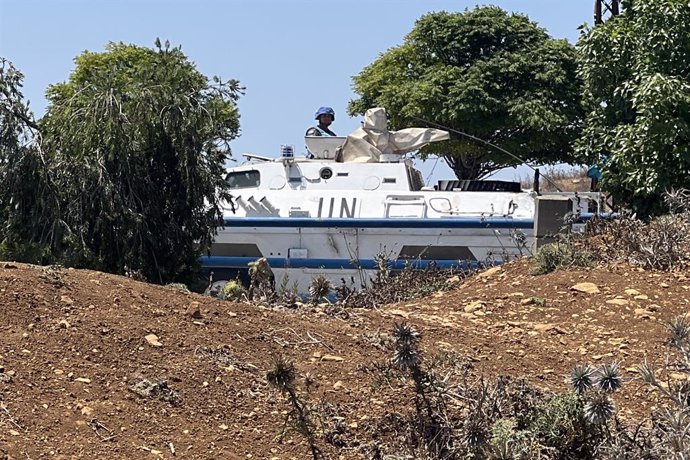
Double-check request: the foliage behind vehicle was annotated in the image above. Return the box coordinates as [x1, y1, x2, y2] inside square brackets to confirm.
[577, 0, 690, 216]
[349, 6, 583, 180]
[0, 41, 243, 284]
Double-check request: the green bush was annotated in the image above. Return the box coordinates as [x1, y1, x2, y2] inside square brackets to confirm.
[221, 280, 246, 301]
[531, 241, 592, 275]
[165, 282, 190, 294]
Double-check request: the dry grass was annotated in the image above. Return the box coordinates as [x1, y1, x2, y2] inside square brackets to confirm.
[518, 166, 590, 192]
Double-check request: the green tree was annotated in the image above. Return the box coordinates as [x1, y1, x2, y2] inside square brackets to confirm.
[36, 41, 242, 283]
[0, 58, 54, 262]
[577, 0, 690, 215]
[348, 7, 582, 180]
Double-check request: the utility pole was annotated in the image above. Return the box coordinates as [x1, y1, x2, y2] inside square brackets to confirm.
[594, 0, 621, 24]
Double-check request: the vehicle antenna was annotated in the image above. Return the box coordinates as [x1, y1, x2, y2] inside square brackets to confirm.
[412, 116, 564, 192]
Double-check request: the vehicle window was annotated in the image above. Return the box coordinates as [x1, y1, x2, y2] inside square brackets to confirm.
[406, 165, 424, 191]
[226, 170, 260, 189]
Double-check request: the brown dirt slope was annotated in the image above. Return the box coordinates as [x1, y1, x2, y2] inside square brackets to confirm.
[1, 260, 688, 459]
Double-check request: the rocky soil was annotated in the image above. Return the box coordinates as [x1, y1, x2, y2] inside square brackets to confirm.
[1, 259, 688, 459]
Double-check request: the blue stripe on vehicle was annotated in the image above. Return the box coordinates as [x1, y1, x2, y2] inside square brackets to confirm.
[578, 212, 617, 221]
[200, 256, 487, 270]
[220, 217, 533, 229]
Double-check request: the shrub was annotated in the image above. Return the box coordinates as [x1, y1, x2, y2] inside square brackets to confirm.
[368, 324, 626, 458]
[531, 240, 592, 275]
[585, 212, 690, 270]
[221, 280, 246, 301]
[165, 282, 190, 294]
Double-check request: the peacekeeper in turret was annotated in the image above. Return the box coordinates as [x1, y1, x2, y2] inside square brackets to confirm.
[305, 106, 337, 136]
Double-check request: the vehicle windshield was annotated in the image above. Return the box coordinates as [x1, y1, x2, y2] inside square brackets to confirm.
[226, 170, 260, 189]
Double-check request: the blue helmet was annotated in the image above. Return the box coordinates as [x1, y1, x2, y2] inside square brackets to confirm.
[314, 106, 335, 121]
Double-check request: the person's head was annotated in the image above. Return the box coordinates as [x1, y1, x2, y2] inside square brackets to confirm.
[314, 106, 335, 126]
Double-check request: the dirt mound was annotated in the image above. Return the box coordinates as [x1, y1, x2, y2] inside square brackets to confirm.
[0, 260, 687, 458]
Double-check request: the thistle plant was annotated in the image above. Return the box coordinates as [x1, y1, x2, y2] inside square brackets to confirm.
[668, 316, 690, 351]
[308, 275, 332, 304]
[266, 356, 322, 459]
[634, 316, 690, 458]
[388, 323, 457, 456]
[266, 356, 296, 394]
[584, 391, 616, 425]
[278, 275, 300, 307]
[569, 362, 623, 426]
[463, 417, 489, 449]
[392, 323, 421, 371]
[594, 362, 623, 393]
[570, 364, 595, 395]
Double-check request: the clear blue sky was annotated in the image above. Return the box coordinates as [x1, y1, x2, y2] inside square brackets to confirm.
[0, 0, 593, 182]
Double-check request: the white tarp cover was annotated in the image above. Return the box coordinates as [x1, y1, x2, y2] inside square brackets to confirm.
[337, 107, 450, 163]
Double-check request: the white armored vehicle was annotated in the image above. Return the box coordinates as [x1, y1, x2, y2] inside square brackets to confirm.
[202, 108, 599, 294]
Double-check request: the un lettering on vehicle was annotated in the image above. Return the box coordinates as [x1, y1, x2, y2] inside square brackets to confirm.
[317, 197, 358, 218]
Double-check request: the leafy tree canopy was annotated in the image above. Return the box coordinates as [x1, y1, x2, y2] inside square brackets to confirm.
[348, 7, 582, 180]
[32, 41, 242, 283]
[0, 58, 50, 261]
[576, 0, 690, 215]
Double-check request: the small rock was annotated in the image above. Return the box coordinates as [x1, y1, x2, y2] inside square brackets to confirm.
[463, 300, 484, 313]
[606, 299, 629, 306]
[81, 406, 94, 416]
[571, 282, 600, 294]
[321, 354, 344, 362]
[145, 334, 163, 347]
[478, 266, 501, 278]
[388, 309, 410, 318]
[74, 377, 91, 383]
[58, 319, 71, 329]
[634, 294, 649, 300]
[661, 283, 670, 288]
[219, 424, 229, 431]
[188, 301, 203, 319]
[533, 323, 556, 332]
[333, 381, 344, 390]
[624, 288, 641, 296]
[9, 429, 20, 436]
[60, 295, 74, 305]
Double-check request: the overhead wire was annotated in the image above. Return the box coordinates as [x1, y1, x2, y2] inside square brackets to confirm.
[412, 116, 564, 192]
